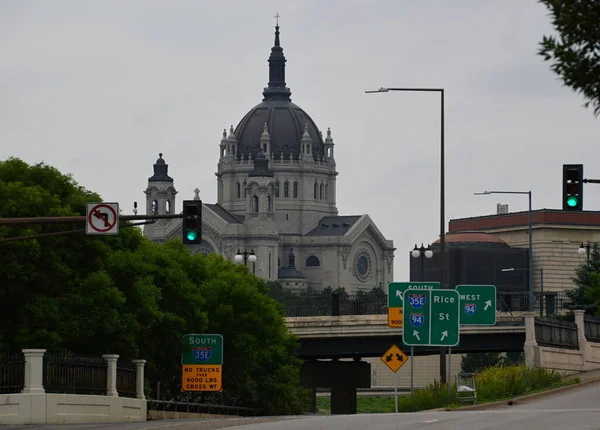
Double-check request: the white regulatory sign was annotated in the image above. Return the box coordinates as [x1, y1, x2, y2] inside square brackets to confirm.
[86, 202, 119, 235]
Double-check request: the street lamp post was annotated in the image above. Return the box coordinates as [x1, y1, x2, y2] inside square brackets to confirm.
[367, 86, 447, 383]
[578, 241, 592, 262]
[235, 248, 257, 274]
[411, 243, 434, 280]
[475, 190, 533, 311]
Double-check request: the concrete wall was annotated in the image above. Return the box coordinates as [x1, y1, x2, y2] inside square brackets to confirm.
[0, 393, 146, 425]
[524, 311, 600, 374]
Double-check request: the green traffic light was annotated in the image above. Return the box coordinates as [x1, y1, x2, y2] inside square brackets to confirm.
[567, 195, 579, 207]
[186, 230, 198, 241]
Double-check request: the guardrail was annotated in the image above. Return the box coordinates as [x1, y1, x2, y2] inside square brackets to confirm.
[534, 316, 579, 350]
[147, 399, 261, 417]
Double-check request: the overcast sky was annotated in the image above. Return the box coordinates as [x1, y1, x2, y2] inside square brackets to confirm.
[2, 0, 599, 282]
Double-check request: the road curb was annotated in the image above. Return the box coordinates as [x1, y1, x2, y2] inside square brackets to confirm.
[446, 376, 600, 411]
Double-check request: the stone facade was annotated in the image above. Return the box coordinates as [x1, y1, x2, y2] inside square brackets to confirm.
[142, 25, 394, 293]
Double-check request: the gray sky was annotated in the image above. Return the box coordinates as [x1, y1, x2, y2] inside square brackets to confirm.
[2, 0, 598, 282]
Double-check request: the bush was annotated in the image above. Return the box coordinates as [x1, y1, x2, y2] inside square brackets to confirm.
[476, 364, 562, 401]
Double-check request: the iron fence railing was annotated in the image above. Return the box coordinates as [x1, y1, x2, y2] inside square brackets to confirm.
[279, 291, 569, 317]
[535, 317, 579, 350]
[147, 400, 261, 417]
[0, 352, 24, 394]
[117, 360, 137, 398]
[584, 315, 600, 342]
[43, 353, 107, 395]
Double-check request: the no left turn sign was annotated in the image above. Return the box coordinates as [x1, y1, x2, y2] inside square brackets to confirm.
[86, 202, 119, 235]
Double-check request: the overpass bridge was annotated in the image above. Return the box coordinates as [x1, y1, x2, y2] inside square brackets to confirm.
[285, 313, 526, 360]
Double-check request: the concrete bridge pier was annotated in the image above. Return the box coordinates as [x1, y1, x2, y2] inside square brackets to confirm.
[300, 359, 371, 415]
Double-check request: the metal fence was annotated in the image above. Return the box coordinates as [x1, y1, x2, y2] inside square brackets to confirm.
[43, 353, 108, 395]
[0, 352, 25, 394]
[117, 360, 137, 398]
[584, 315, 600, 342]
[147, 400, 261, 417]
[534, 317, 579, 350]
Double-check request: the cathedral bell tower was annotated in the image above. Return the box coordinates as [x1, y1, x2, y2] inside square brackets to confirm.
[144, 153, 177, 240]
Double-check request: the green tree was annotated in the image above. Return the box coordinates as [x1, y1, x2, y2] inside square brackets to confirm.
[565, 243, 600, 314]
[538, 0, 600, 116]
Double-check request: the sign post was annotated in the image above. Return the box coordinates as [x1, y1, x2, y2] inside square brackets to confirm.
[387, 282, 440, 328]
[86, 202, 119, 235]
[456, 285, 497, 326]
[402, 289, 460, 347]
[380, 344, 408, 413]
[181, 334, 223, 392]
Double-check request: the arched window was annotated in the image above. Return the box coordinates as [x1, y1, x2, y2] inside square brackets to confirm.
[284, 181, 289, 198]
[166, 200, 171, 214]
[267, 195, 272, 212]
[275, 181, 280, 198]
[306, 256, 320, 267]
[236, 182, 241, 199]
[293, 181, 298, 198]
[152, 199, 158, 215]
[243, 181, 247, 198]
[314, 183, 318, 199]
[325, 184, 328, 201]
[320, 183, 324, 200]
[252, 195, 259, 213]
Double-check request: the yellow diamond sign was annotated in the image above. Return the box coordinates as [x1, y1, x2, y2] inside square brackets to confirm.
[381, 344, 408, 373]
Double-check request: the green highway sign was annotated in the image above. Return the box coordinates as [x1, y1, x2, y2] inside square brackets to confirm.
[402, 289, 460, 347]
[387, 282, 440, 328]
[402, 289, 431, 345]
[430, 289, 460, 346]
[456, 285, 497, 326]
[181, 334, 224, 365]
[387, 282, 440, 308]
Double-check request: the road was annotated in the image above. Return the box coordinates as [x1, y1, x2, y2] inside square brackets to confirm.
[5, 382, 599, 430]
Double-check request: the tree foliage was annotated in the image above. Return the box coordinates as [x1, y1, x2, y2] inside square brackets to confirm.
[0, 157, 309, 414]
[565, 242, 600, 315]
[538, 0, 600, 116]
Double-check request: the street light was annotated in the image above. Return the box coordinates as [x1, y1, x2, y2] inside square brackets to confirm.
[366, 86, 447, 383]
[502, 267, 544, 316]
[235, 248, 257, 274]
[411, 244, 433, 281]
[578, 241, 592, 261]
[475, 190, 533, 311]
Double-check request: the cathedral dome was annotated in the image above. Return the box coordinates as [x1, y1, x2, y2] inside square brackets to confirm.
[233, 25, 324, 161]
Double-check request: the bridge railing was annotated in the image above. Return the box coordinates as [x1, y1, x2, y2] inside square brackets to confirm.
[584, 315, 600, 342]
[534, 316, 579, 350]
[279, 290, 569, 317]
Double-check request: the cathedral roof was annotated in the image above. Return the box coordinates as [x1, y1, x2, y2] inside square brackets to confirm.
[305, 216, 362, 236]
[233, 25, 325, 161]
[205, 203, 244, 224]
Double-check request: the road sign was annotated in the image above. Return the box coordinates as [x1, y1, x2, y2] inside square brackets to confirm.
[430, 289, 460, 346]
[86, 202, 119, 235]
[456, 284, 497, 326]
[402, 289, 460, 347]
[182, 364, 222, 392]
[181, 334, 223, 392]
[381, 344, 408, 373]
[387, 282, 440, 327]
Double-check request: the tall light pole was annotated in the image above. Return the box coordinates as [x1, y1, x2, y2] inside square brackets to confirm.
[366, 87, 446, 383]
[502, 267, 544, 316]
[235, 248, 257, 274]
[475, 190, 533, 311]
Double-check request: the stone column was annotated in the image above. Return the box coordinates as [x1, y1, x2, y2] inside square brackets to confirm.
[131, 359, 147, 400]
[574, 310, 588, 366]
[22, 349, 46, 394]
[103, 354, 119, 397]
[523, 312, 538, 368]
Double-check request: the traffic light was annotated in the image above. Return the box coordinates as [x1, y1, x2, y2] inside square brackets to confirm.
[563, 164, 583, 211]
[182, 200, 202, 244]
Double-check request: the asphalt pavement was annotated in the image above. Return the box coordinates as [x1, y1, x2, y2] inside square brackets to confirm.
[5, 380, 599, 430]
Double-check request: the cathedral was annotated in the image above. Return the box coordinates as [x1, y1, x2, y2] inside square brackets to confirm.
[143, 24, 395, 293]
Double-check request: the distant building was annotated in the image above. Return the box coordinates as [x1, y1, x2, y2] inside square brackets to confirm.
[142, 25, 395, 293]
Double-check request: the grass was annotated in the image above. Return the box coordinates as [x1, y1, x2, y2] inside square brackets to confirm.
[315, 364, 572, 414]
